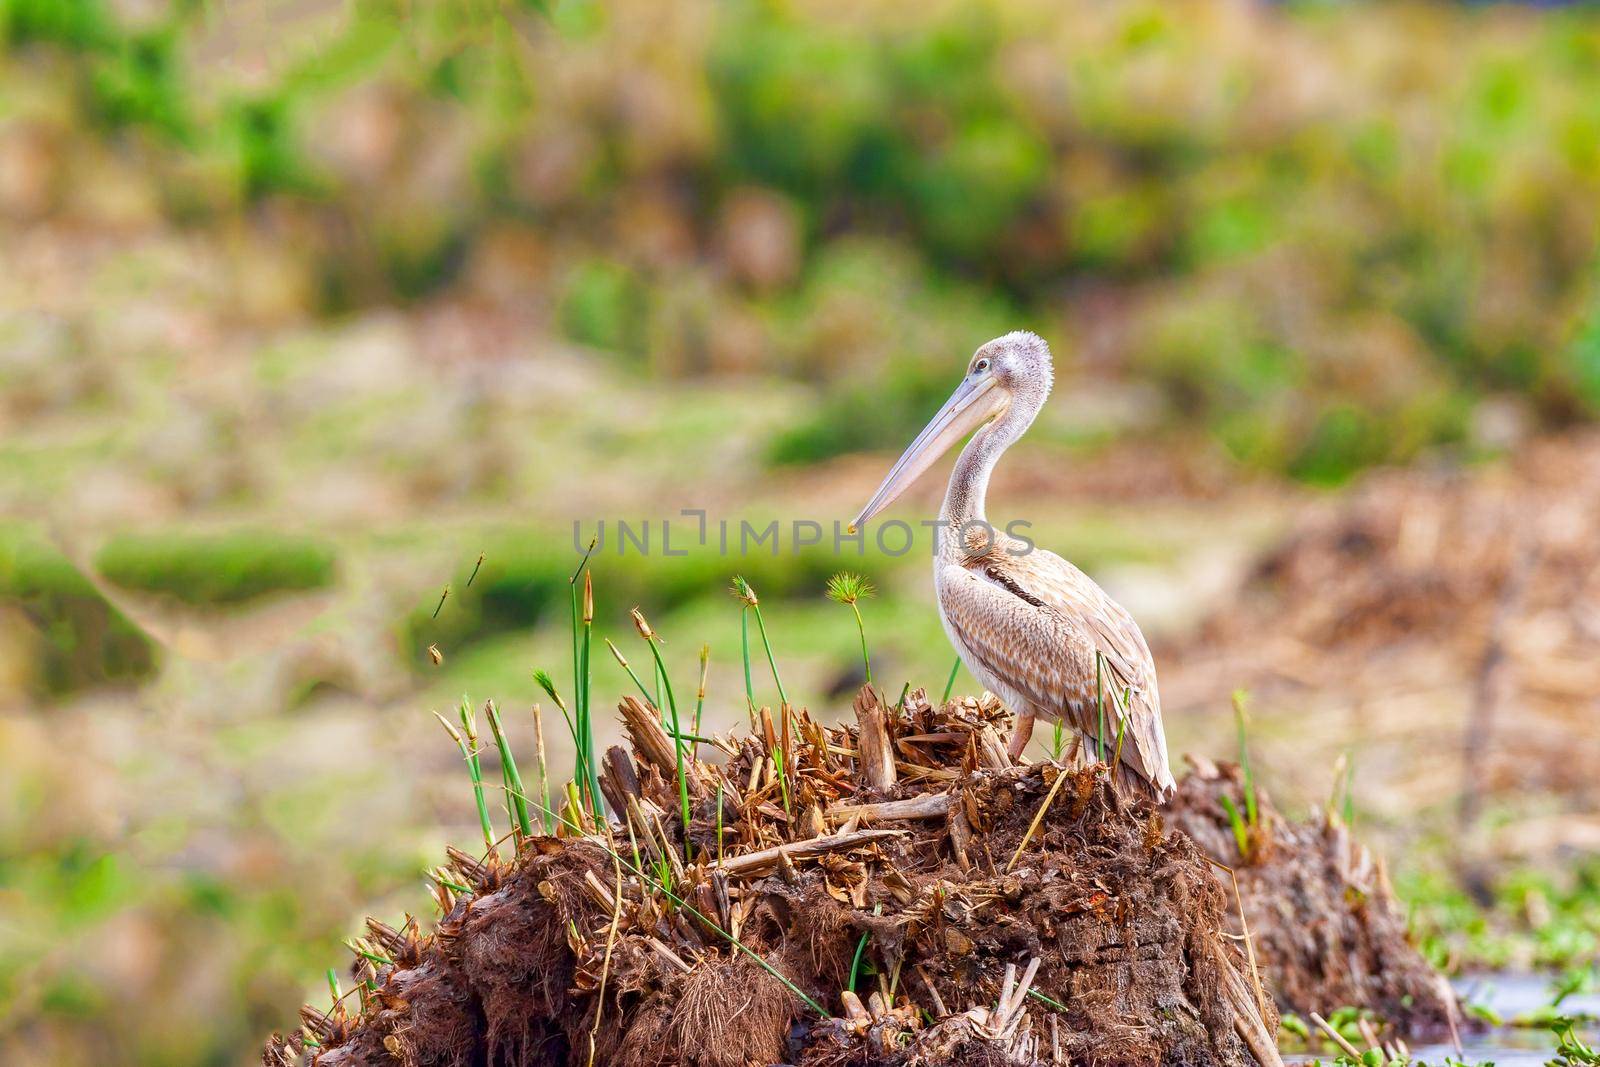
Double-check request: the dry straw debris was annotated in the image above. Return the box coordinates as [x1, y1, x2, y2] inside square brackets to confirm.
[266, 686, 1289, 1067]
[1170, 757, 1459, 1041]
[1164, 432, 1600, 829]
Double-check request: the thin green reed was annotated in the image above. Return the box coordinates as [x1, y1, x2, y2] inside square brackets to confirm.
[734, 577, 787, 708]
[826, 573, 875, 686]
[434, 701, 494, 853]
[632, 608, 692, 862]
[580, 572, 594, 811]
[533, 669, 599, 825]
[740, 600, 755, 722]
[849, 904, 883, 993]
[1095, 652, 1107, 763]
[693, 643, 709, 761]
[485, 699, 532, 839]
[606, 638, 655, 706]
[568, 540, 598, 818]
[457, 699, 495, 849]
[1111, 685, 1132, 771]
[733, 577, 791, 813]
[1232, 690, 1258, 827]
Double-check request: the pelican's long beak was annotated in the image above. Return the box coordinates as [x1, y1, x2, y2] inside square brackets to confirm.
[851, 375, 1006, 531]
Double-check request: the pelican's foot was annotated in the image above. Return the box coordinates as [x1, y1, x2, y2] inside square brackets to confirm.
[1006, 711, 1036, 763]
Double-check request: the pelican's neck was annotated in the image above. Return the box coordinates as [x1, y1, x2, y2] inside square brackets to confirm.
[940, 426, 1001, 529]
[938, 393, 1038, 552]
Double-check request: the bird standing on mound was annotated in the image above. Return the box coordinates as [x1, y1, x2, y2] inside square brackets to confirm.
[851, 331, 1176, 801]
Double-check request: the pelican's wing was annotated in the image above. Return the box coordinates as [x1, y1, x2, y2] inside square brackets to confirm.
[940, 548, 1175, 797]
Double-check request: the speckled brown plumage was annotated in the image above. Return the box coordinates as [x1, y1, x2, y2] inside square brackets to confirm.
[941, 529, 1174, 800]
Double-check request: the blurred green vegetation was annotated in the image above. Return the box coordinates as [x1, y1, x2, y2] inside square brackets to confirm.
[8, 0, 1600, 482]
[409, 531, 896, 662]
[1403, 858, 1600, 974]
[0, 526, 157, 695]
[95, 531, 337, 606]
[0, 723, 441, 1067]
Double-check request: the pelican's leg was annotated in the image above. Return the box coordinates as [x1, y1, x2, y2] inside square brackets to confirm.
[1007, 709, 1036, 761]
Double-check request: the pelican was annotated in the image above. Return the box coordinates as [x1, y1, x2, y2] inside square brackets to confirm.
[851, 331, 1175, 801]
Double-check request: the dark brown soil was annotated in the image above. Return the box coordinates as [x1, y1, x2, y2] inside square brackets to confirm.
[1169, 758, 1458, 1040]
[266, 689, 1286, 1067]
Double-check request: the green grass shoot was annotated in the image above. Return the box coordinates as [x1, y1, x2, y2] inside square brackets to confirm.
[1050, 720, 1066, 761]
[1232, 690, 1258, 827]
[826, 572, 875, 686]
[633, 608, 692, 861]
[693, 643, 709, 761]
[1095, 652, 1107, 763]
[606, 638, 656, 707]
[457, 698, 496, 851]
[533, 668, 600, 823]
[734, 576, 787, 707]
[941, 656, 960, 703]
[484, 700, 532, 839]
[579, 571, 595, 812]
[1111, 684, 1132, 771]
[562, 779, 585, 830]
[567, 545, 599, 819]
[737, 586, 756, 722]
[344, 939, 392, 967]
[1219, 793, 1251, 859]
[1026, 987, 1069, 1013]
[734, 576, 792, 812]
[434, 701, 494, 853]
[1217, 694, 1262, 861]
[771, 710, 793, 815]
[848, 903, 882, 992]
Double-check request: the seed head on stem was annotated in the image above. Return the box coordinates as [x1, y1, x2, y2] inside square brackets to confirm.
[732, 576, 787, 707]
[827, 573, 875, 686]
[630, 606, 656, 641]
[825, 573, 874, 606]
[531, 669, 568, 714]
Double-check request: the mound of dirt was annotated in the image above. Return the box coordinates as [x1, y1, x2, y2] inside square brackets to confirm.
[266, 688, 1283, 1067]
[1162, 433, 1600, 826]
[1169, 758, 1458, 1040]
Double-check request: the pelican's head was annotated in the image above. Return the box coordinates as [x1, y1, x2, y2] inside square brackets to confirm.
[851, 331, 1053, 531]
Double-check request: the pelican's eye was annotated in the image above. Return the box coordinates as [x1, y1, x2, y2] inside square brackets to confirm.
[973, 358, 991, 375]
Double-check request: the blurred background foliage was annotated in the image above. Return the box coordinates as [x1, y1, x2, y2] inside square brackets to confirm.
[5, 0, 1600, 479]
[5, 0, 1600, 1064]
